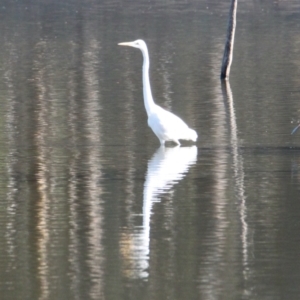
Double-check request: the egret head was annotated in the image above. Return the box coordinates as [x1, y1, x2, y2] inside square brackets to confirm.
[118, 39, 146, 50]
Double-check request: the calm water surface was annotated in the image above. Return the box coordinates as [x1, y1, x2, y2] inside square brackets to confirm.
[0, 1, 300, 299]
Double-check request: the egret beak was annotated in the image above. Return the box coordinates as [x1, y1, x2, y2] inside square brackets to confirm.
[118, 41, 134, 47]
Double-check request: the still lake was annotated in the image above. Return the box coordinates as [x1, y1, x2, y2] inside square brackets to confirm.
[0, 1, 300, 299]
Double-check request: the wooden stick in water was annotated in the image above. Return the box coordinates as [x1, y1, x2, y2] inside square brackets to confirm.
[221, 0, 238, 80]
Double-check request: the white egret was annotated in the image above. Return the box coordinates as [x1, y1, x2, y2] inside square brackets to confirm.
[118, 39, 198, 145]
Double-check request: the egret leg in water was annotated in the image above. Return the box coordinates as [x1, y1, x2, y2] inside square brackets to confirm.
[118, 39, 197, 146]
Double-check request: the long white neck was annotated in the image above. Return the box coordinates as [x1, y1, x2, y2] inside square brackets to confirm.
[141, 46, 156, 116]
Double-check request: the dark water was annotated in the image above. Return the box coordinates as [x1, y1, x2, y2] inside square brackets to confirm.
[0, 1, 300, 299]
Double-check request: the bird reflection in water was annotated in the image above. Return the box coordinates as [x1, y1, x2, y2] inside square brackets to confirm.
[131, 146, 197, 279]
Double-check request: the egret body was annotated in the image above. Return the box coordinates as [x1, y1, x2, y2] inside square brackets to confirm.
[118, 39, 197, 145]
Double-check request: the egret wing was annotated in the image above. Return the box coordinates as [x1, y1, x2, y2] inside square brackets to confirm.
[148, 106, 189, 141]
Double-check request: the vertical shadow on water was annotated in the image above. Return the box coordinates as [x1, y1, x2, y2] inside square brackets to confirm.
[1, 40, 32, 298]
[81, 34, 104, 300]
[32, 40, 52, 300]
[157, 41, 175, 112]
[65, 15, 104, 300]
[29, 12, 105, 299]
[118, 43, 138, 232]
[130, 146, 197, 279]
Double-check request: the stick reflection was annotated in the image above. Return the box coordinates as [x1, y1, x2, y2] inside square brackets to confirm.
[221, 80, 252, 298]
[131, 146, 197, 279]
